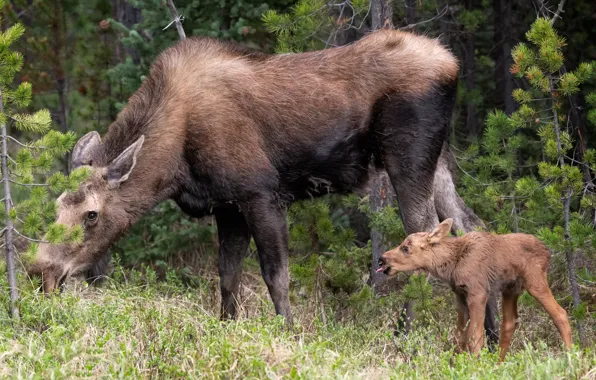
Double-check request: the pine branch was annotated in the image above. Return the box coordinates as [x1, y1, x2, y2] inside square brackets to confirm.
[6, 135, 47, 149]
[4, 179, 47, 187]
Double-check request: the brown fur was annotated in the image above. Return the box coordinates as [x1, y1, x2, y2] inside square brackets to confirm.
[379, 218, 573, 360]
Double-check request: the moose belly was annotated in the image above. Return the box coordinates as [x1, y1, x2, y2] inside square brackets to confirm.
[278, 130, 373, 199]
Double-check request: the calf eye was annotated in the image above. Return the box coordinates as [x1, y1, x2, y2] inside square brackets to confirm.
[86, 211, 98, 221]
[402, 246, 409, 254]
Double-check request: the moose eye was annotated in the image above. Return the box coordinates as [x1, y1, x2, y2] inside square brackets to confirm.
[401, 246, 409, 254]
[86, 211, 98, 221]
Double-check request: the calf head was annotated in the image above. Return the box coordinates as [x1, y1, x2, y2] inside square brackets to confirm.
[378, 218, 453, 276]
[27, 131, 145, 293]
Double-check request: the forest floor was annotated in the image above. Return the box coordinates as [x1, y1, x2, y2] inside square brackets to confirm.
[0, 259, 594, 379]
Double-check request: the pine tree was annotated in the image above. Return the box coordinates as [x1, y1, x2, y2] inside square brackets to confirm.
[0, 9, 88, 319]
[463, 17, 596, 346]
[510, 18, 595, 347]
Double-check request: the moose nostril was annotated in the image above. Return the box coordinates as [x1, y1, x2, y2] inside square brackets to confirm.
[378, 257, 385, 267]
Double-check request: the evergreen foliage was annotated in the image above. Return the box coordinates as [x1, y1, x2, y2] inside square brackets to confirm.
[262, 0, 369, 52]
[0, 6, 87, 317]
[459, 18, 596, 345]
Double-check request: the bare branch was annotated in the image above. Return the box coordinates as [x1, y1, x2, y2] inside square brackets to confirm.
[13, 229, 49, 244]
[165, 0, 186, 40]
[6, 135, 47, 149]
[3, 153, 16, 166]
[4, 179, 47, 187]
[399, 5, 448, 31]
[551, 0, 566, 24]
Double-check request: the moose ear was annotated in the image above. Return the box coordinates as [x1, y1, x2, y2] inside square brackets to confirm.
[71, 131, 101, 169]
[107, 135, 145, 189]
[428, 218, 453, 244]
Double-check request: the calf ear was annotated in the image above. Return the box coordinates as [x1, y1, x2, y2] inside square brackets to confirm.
[107, 135, 145, 189]
[428, 218, 453, 244]
[72, 131, 101, 168]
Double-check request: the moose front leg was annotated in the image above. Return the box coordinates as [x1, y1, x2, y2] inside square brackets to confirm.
[242, 194, 293, 326]
[215, 207, 250, 320]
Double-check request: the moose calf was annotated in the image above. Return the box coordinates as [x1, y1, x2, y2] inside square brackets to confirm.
[378, 218, 572, 360]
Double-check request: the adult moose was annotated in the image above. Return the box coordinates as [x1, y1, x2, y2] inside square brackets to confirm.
[28, 29, 493, 335]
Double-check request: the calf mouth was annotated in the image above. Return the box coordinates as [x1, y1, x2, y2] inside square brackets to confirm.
[376, 259, 391, 275]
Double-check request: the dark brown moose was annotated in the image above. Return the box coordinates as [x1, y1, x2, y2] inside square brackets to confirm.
[29, 30, 485, 328]
[378, 218, 573, 360]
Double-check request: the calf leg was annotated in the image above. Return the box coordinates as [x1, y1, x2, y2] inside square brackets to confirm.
[525, 274, 572, 349]
[455, 293, 470, 353]
[434, 143, 499, 350]
[242, 194, 293, 326]
[215, 207, 250, 320]
[466, 293, 488, 355]
[498, 293, 519, 361]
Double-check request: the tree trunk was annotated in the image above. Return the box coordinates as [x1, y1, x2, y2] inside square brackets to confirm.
[1, 89, 19, 320]
[369, 170, 394, 291]
[438, 0, 451, 46]
[404, 0, 416, 26]
[56, 80, 69, 172]
[493, 0, 515, 115]
[370, 0, 393, 30]
[51, 0, 69, 174]
[116, 0, 141, 64]
[369, 0, 393, 292]
[563, 195, 586, 347]
[463, 1, 479, 138]
[464, 34, 478, 137]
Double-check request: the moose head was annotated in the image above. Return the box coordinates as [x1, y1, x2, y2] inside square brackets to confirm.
[27, 131, 145, 292]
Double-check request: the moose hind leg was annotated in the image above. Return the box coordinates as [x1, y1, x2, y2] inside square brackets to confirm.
[525, 273, 573, 349]
[215, 207, 251, 320]
[374, 90, 451, 335]
[374, 91, 447, 235]
[242, 193, 293, 326]
[498, 292, 519, 361]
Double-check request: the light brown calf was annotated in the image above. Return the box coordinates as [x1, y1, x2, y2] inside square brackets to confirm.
[378, 218, 572, 360]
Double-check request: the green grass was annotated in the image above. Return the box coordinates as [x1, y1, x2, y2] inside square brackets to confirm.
[0, 267, 594, 379]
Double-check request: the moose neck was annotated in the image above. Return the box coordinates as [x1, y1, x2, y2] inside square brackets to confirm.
[424, 238, 465, 283]
[101, 72, 185, 225]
